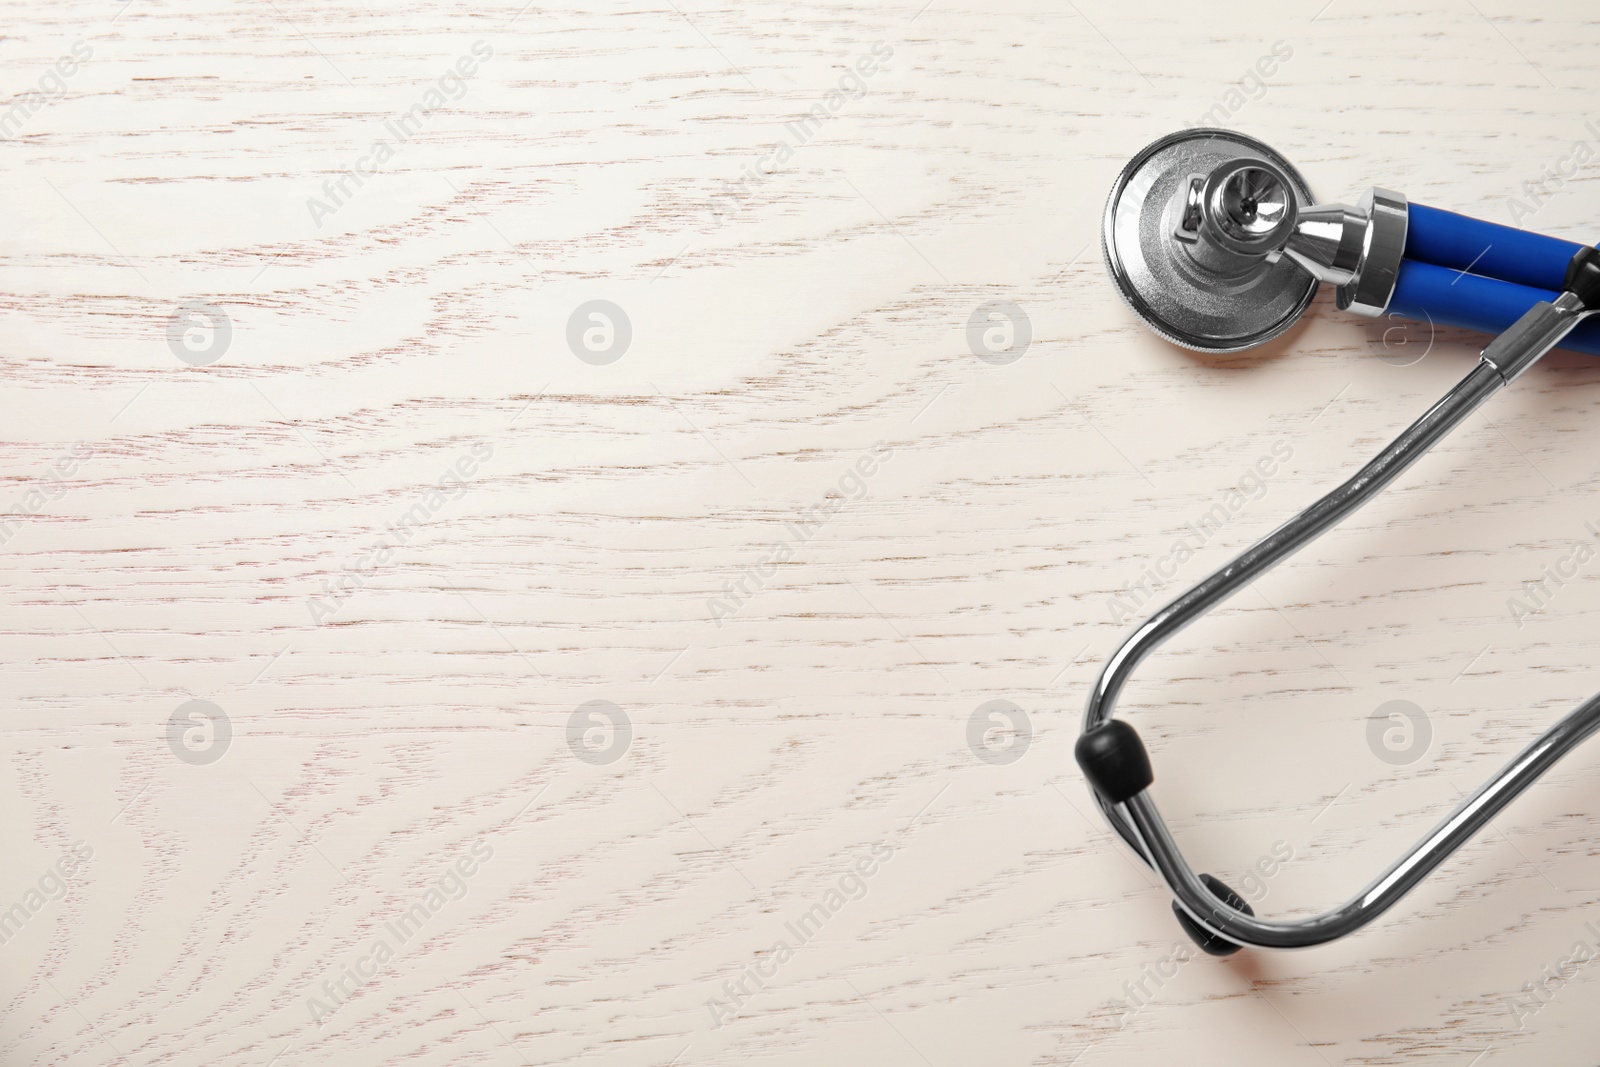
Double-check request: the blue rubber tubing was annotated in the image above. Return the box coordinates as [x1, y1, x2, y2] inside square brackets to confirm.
[1389, 258, 1600, 357]
[1406, 202, 1591, 292]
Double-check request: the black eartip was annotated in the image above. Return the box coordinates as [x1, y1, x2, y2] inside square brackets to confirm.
[1074, 720, 1153, 804]
[1561, 246, 1600, 310]
[1172, 873, 1254, 956]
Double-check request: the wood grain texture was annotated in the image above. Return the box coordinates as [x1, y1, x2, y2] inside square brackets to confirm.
[6, 0, 1600, 1064]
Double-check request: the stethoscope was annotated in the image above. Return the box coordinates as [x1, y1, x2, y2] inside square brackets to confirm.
[1078, 128, 1600, 954]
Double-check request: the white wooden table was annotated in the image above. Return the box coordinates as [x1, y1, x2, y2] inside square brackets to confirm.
[6, 1, 1600, 1063]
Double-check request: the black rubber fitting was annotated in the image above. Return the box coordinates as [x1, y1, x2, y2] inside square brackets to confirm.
[1562, 246, 1600, 310]
[1172, 873, 1254, 956]
[1074, 720, 1153, 804]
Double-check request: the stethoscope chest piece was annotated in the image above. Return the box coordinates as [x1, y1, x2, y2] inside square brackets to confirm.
[1103, 128, 1318, 352]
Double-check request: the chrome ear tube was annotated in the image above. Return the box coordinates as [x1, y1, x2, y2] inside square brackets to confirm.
[1080, 128, 1600, 953]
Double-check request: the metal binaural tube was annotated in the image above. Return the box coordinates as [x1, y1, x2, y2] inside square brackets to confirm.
[1080, 257, 1600, 949]
[1083, 358, 1508, 858]
[1126, 690, 1600, 948]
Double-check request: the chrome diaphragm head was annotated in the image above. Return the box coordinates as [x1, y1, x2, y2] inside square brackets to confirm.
[1103, 129, 1318, 352]
[1103, 128, 1407, 352]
